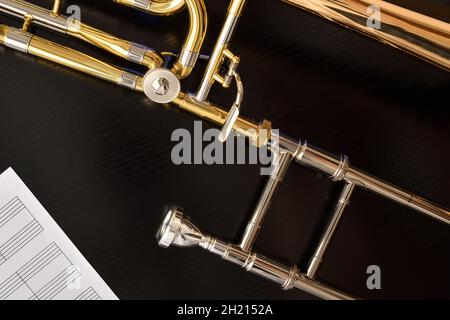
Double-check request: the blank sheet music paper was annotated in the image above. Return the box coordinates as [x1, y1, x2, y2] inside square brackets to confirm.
[0, 168, 118, 300]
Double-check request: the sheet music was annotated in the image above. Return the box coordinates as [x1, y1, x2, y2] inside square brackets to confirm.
[0, 168, 118, 300]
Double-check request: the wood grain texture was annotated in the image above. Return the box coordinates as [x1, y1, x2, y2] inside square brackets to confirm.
[0, 0, 449, 299]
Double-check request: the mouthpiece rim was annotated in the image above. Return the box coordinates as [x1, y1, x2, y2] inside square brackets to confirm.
[157, 207, 184, 248]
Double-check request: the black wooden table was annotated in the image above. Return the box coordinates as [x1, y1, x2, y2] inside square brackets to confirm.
[0, 0, 449, 299]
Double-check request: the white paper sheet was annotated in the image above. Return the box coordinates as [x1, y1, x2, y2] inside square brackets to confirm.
[0, 168, 118, 300]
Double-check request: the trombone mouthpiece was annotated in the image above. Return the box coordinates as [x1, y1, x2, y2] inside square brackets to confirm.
[157, 207, 204, 248]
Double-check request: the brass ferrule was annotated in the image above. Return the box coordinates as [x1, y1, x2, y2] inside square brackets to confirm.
[66, 20, 163, 69]
[114, 0, 185, 16]
[0, 23, 144, 91]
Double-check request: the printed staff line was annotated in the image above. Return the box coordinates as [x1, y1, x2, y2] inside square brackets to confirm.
[0, 220, 42, 255]
[0, 273, 21, 295]
[16, 272, 38, 301]
[75, 287, 98, 300]
[85, 292, 100, 300]
[76, 288, 94, 299]
[0, 197, 19, 214]
[0, 220, 40, 253]
[17, 242, 59, 273]
[84, 293, 95, 300]
[0, 274, 23, 300]
[35, 269, 70, 296]
[18, 242, 59, 274]
[0, 227, 42, 266]
[0, 243, 63, 300]
[38, 268, 81, 300]
[43, 267, 81, 300]
[18, 243, 61, 281]
[0, 201, 23, 225]
[0, 198, 22, 217]
[75, 287, 96, 300]
[41, 271, 81, 301]
[0, 197, 23, 220]
[0, 221, 43, 260]
[2, 225, 44, 262]
[0, 202, 25, 228]
[19, 245, 62, 282]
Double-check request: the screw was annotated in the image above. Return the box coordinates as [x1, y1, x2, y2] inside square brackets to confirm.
[152, 77, 170, 96]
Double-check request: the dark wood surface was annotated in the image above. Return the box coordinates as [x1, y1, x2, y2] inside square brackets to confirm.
[0, 0, 449, 299]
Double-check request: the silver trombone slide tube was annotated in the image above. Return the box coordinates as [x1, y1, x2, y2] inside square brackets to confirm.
[208, 240, 355, 300]
[239, 152, 292, 252]
[157, 208, 356, 300]
[307, 182, 356, 279]
[275, 134, 450, 225]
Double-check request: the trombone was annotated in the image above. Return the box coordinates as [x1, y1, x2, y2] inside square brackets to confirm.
[0, 0, 449, 299]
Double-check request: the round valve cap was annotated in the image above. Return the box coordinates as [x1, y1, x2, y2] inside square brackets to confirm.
[143, 68, 181, 104]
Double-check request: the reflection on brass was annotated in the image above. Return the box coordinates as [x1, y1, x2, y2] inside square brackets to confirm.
[0, 0, 449, 300]
[114, 0, 185, 16]
[282, 0, 450, 70]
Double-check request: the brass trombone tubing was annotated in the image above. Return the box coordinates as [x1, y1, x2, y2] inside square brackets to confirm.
[176, 95, 450, 225]
[0, 25, 144, 91]
[115, 0, 207, 79]
[282, 0, 450, 71]
[52, 0, 61, 15]
[196, 0, 246, 101]
[1, 21, 448, 225]
[114, 0, 185, 16]
[0, 0, 164, 69]
[171, 0, 207, 79]
[0, 2, 448, 225]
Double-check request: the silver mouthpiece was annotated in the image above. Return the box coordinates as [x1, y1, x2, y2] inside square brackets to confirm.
[157, 207, 204, 248]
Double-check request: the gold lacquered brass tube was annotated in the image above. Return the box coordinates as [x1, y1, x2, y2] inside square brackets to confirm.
[66, 21, 163, 69]
[52, 0, 61, 15]
[171, 0, 207, 78]
[114, 0, 185, 16]
[172, 92, 268, 144]
[0, 0, 67, 32]
[282, 0, 450, 70]
[114, 0, 206, 77]
[28, 35, 143, 90]
[196, 0, 246, 101]
[0, 24, 144, 91]
[0, 25, 6, 43]
[0, 0, 163, 69]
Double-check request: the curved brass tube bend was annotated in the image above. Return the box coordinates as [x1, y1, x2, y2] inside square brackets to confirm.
[171, 0, 207, 79]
